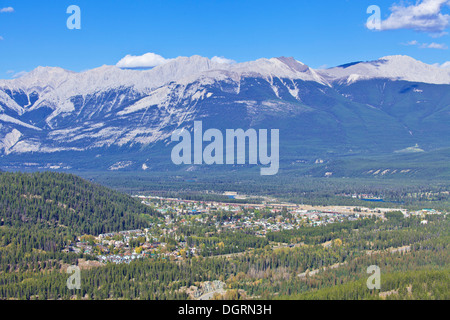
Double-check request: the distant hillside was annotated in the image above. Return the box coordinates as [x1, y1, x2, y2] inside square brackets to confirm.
[300, 148, 450, 179]
[0, 171, 158, 235]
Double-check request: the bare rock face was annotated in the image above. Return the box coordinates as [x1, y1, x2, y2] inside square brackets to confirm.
[0, 55, 449, 171]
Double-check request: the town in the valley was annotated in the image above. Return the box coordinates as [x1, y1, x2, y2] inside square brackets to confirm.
[63, 192, 440, 265]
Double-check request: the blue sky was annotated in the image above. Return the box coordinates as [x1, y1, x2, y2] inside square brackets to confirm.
[1, 0, 449, 78]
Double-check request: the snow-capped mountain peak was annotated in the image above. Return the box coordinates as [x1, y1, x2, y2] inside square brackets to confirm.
[0, 66, 75, 93]
[0, 54, 450, 167]
[319, 55, 450, 85]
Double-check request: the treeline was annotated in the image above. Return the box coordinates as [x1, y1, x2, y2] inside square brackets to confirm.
[276, 252, 449, 300]
[88, 171, 450, 210]
[0, 171, 158, 235]
[266, 218, 375, 244]
[0, 225, 85, 273]
[188, 231, 270, 256]
[1, 211, 447, 300]
[0, 171, 161, 296]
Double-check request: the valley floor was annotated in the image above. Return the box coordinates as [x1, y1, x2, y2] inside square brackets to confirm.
[0, 172, 448, 300]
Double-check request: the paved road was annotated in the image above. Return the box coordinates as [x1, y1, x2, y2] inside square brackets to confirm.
[197, 289, 227, 300]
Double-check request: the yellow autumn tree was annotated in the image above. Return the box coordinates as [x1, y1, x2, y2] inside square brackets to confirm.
[135, 246, 143, 254]
[333, 238, 343, 247]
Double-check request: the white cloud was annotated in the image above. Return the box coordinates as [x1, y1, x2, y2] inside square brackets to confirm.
[429, 31, 449, 37]
[402, 39, 448, 49]
[440, 61, 450, 67]
[404, 40, 420, 45]
[422, 41, 448, 48]
[0, 36, 3, 41]
[12, 71, 27, 78]
[211, 56, 236, 64]
[116, 52, 171, 69]
[379, 0, 450, 33]
[0, 7, 14, 13]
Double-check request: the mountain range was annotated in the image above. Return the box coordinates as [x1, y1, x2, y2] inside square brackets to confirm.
[1, 54, 449, 175]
